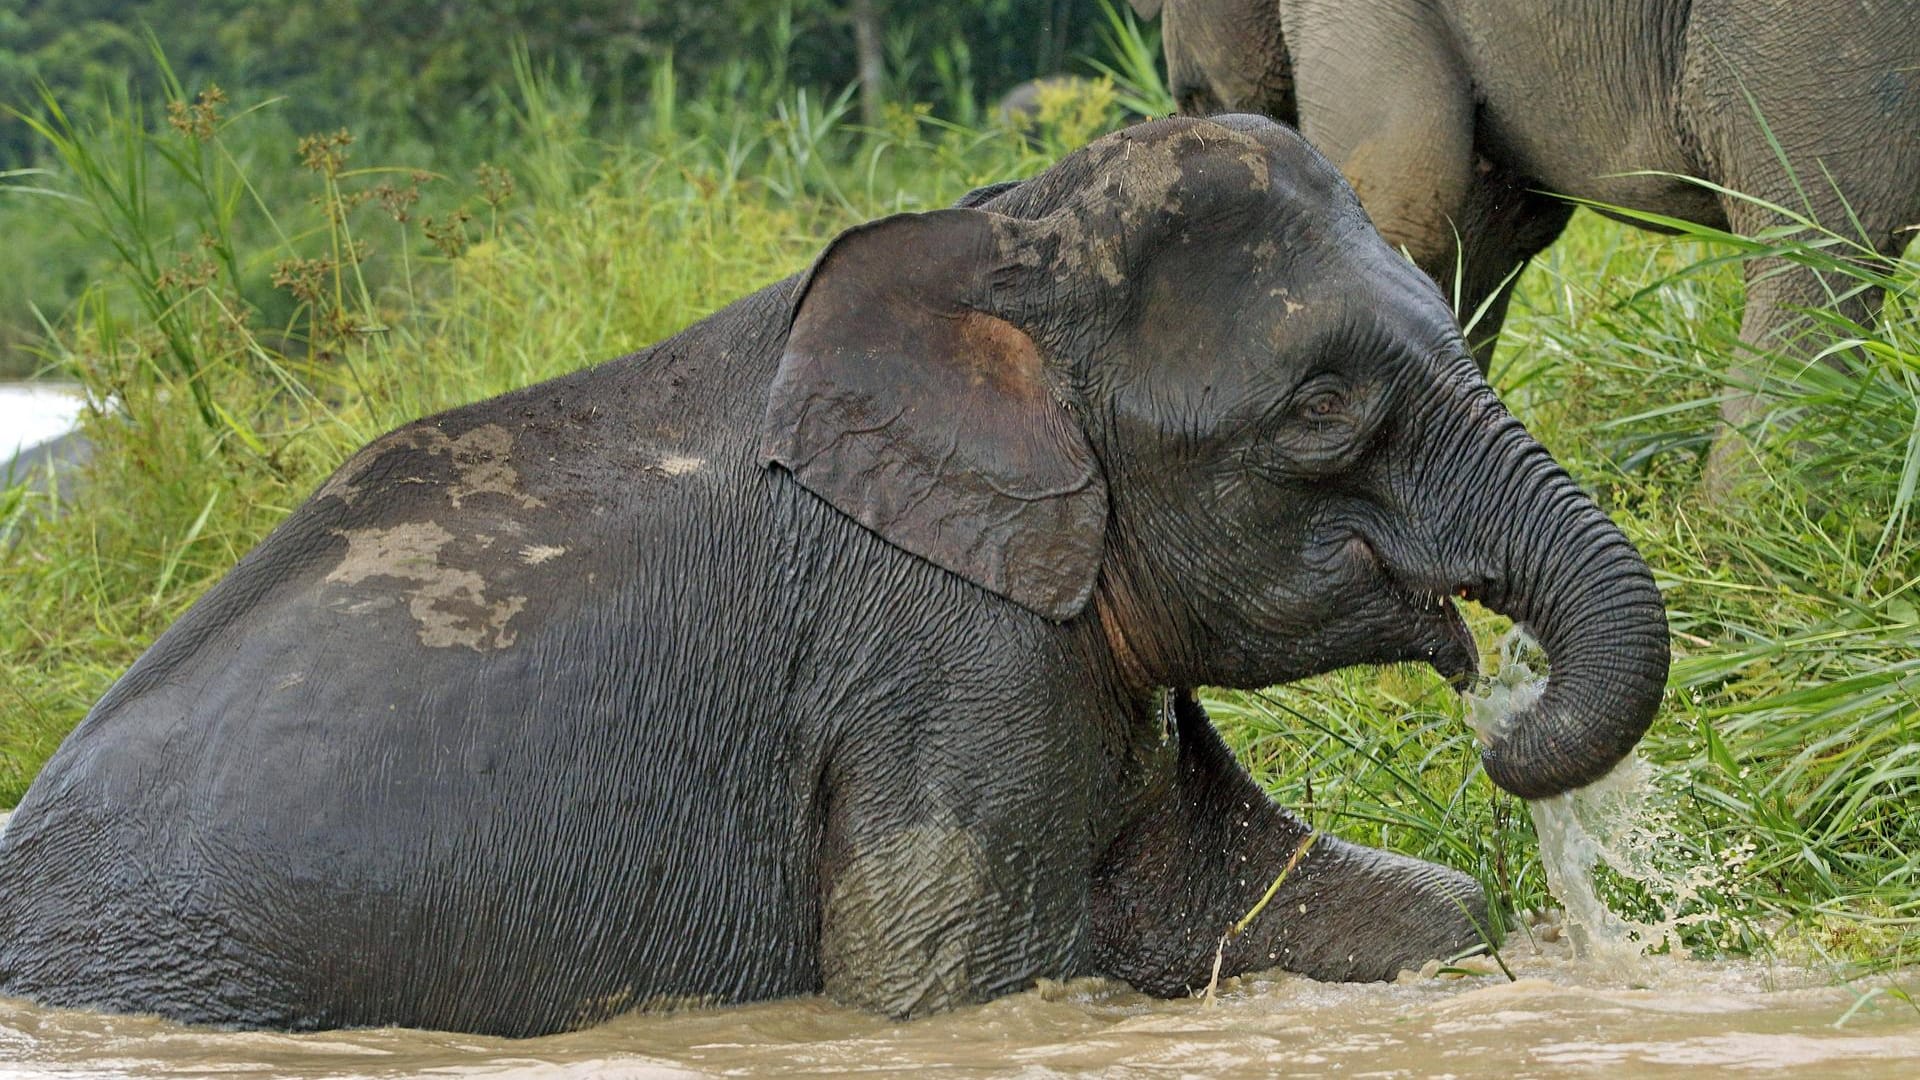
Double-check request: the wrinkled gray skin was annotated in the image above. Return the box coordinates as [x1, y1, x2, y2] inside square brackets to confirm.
[0, 117, 1666, 1037]
[1136, 0, 1920, 463]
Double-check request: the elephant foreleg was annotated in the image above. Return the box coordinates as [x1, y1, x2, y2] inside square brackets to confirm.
[1449, 159, 1575, 374]
[1286, 0, 1476, 273]
[1163, 0, 1296, 121]
[1091, 693, 1490, 993]
[815, 756, 1091, 1016]
[1683, 0, 1920, 493]
[1703, 199, 1908, 494]
[1701, 234, 1877, 494]
[1283, 2, 1573, 370]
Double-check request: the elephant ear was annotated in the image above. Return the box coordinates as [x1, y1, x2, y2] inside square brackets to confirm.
[764, 208, 1108, 622]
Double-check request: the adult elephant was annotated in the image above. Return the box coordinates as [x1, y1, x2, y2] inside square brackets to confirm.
[0, 116, 1667, 1037]
[1133, 0, 1920, 461]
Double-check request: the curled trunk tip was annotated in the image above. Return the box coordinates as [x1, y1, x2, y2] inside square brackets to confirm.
[1478, 584, 1669, 800]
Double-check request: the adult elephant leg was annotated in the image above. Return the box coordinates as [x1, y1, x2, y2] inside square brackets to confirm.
[1684, 0, 1920, 494]
[1700, 229, 1876, 495]
[1703, 196, 1913, 495]
[1283, 1, 1555, 366]
[816, 740, 1091, 1017]
[1091, 693, 1487, 992]
[1286, 0, 1475, 276]
[1451, 161, 1575, 374]
[1160, 0, 1295, 121]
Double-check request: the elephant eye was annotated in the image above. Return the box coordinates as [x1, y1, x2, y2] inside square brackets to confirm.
[1301, 389, 1345, 419]
[1243, 378, 1372, 477]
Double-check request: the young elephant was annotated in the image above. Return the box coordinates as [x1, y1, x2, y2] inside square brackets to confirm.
[0, 116, 1667, 1037]
[1135, 0, 1920, 447]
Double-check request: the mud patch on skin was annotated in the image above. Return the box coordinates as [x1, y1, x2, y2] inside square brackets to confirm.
[1265, 284, 1306, 319]
[435, 424, 544, 508]
[316, 428, 422, 506]
[518, 544, 567, 565]
[318, 423, 544, 509]
[325, 521, 530, 650]
[1111, 123, 1272, 213]
[1021, 123, 1274, 289]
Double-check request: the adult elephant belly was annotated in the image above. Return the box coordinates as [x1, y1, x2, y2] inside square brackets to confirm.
[0, 399, 822, 1036]
[1448, 0, 1727, 227]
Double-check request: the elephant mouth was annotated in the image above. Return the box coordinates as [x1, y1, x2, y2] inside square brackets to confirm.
[1392, 579, 1478, 690]
[1335, 531, 1478, 689]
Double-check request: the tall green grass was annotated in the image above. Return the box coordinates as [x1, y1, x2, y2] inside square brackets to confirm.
[3, 40, 1916, 977]
[1511, 209, 1920, 970]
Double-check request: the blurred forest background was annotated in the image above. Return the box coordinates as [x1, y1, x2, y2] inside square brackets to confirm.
[0, 0, 1134, 375]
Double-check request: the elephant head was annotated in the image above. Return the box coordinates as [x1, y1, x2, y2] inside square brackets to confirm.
[765, 115, 1667, 799]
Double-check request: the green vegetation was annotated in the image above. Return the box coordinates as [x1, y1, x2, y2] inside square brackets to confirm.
[0, 0, 1143, 374]
[3, 10, 1916, 984]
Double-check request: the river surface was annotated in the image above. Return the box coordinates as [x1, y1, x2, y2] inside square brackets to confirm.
[2, 935, 1914, 1079]
[0, 384, 84, 463]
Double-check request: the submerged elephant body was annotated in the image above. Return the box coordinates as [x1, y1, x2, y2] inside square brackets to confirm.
[0, 117, 1666, 1036]
[1142, 0, 1920, 400]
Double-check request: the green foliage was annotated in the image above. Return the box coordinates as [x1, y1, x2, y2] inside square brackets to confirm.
[1085, 0, 1175, 118]
[1497, 209, 1920, 970]
[0, 1, 1137, 171]
[0, 1, 1153, 375]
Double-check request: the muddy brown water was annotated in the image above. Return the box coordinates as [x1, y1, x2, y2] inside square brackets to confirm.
[3, 935, 1916, 1079]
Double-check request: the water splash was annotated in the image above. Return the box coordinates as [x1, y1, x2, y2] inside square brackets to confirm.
[1466, 632, 1731, 964]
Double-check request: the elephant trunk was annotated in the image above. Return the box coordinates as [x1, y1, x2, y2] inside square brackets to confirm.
[1424, 377, 1669, 800]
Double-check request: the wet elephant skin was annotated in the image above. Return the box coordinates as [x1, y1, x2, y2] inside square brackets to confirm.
[0, 116, 1665, 1036]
